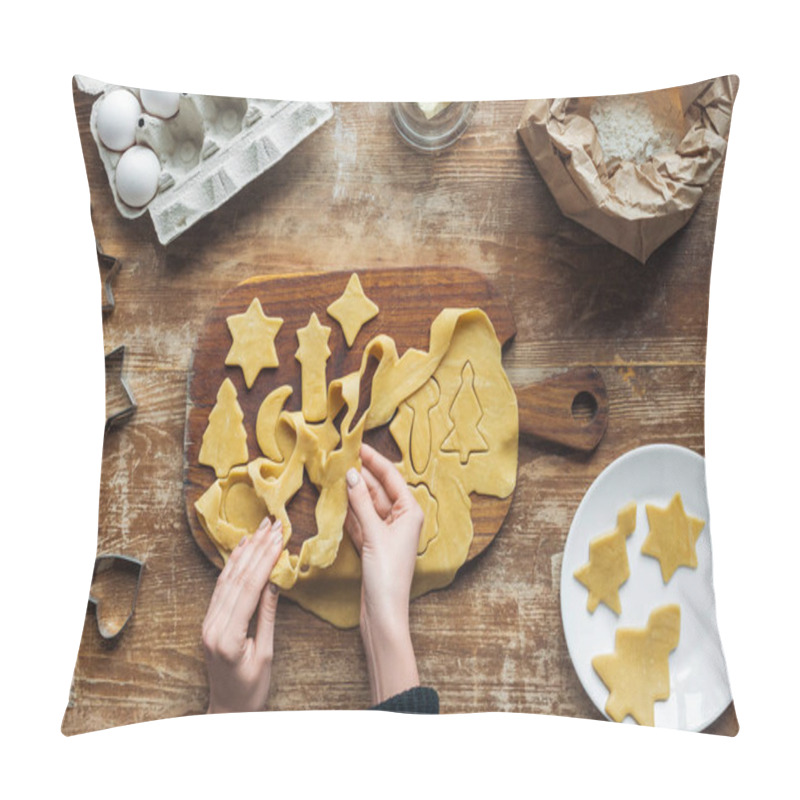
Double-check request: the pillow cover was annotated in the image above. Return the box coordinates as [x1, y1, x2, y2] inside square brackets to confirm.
[63, 75, 738, 735]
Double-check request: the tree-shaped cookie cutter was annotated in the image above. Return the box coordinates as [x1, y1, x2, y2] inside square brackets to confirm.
[87, 554, 144, 642]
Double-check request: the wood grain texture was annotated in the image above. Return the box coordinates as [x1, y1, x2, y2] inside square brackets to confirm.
[517, 366, 608, 451]
[63, 87, 737, 736]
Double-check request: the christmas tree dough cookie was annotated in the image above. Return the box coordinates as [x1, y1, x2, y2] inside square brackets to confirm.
[574, 502, 636, 614]
[198, 378, 249, 478]
[441, 361, 489, 464]
[641, 492, 705, 583]
[326, 273, 379, 347]
[225, 298, 283, 388]
[592, 604, 681, 726]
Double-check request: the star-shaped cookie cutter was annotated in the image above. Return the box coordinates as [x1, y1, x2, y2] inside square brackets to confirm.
[105, 345, 137, 431]
[87, 554, 145, 642]
[97, 241, 122, 316]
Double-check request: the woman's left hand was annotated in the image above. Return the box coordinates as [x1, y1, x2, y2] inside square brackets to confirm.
[202, 516, 283, 714]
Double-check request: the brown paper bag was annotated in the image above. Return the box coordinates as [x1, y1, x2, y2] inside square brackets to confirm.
[517, 76, 738, 263]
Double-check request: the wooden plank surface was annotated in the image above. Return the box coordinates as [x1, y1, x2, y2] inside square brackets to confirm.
[63, 88, 737, 735]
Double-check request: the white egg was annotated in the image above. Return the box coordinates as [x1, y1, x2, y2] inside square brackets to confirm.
[96, 89, 142, 151]
[140, 89, 181, 119]
[115, 145, 161, 208]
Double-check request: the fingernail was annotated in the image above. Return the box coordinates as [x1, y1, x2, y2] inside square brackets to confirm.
[346, 468, 360, 487]
[257, 516, 272, 533]
[272, 525, 283, 545]
[269, 582, 280, 595]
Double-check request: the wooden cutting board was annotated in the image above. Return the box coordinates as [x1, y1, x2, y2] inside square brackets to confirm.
[184, 267, 607, 569]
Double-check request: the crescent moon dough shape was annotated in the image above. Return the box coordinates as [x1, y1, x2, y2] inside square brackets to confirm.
[256, 385, 293, 461]
[195, 307, 518, 628]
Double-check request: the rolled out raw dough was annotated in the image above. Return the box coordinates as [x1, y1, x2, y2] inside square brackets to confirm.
[196, 297, 518, 627]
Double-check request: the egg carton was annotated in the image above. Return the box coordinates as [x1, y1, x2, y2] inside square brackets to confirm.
[82, 78, 333, 245]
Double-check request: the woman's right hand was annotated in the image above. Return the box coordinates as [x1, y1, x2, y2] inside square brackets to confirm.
[344, 443, 424, 705]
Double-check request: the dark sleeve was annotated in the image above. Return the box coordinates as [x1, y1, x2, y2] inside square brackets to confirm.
[370, 686, 439, 714]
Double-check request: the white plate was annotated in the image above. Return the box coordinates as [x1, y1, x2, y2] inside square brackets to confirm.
[560, 444, 732, 730]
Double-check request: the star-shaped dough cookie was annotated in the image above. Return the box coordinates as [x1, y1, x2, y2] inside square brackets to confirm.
[592, 604, 681, 726]
[326, 273, 379, 347]
[641, 492, 705, 583]
[225, 298, 284, 388]
[574, 502, 636, 614]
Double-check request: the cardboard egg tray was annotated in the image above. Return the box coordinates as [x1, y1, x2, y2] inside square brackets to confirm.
[80, 77, 333, 245]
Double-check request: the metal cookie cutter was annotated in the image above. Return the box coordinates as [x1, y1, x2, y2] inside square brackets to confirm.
[97, 241, 121, 316]
[88, 554, 144, 642]
[105, 345, 137, 431]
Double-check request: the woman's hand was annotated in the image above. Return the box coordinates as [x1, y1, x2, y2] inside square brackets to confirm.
[202, 516, 283, 714]
[345, 443, 424, 705]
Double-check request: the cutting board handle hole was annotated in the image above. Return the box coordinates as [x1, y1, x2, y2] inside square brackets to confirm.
[571, 391, 598, 424]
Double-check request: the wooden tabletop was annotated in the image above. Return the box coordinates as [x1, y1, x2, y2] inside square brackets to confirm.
[63, 88, 737, 735]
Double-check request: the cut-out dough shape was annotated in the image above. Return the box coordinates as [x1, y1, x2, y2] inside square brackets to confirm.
[409, 483, 439, 555]
[641, 492, 705, 583]
[225, 298, 284, 388]
[199, 378, 249, 478]
[295, 313, 332, 422]
[405, 378, 440, 474]
[441, 360, 489, 464]
[592, 604, 681, 726]
[196, 308, 518, 628]
[573, 502, 637, 614]
[326, 273, 379, 347]
[256, 385, 293, 461]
